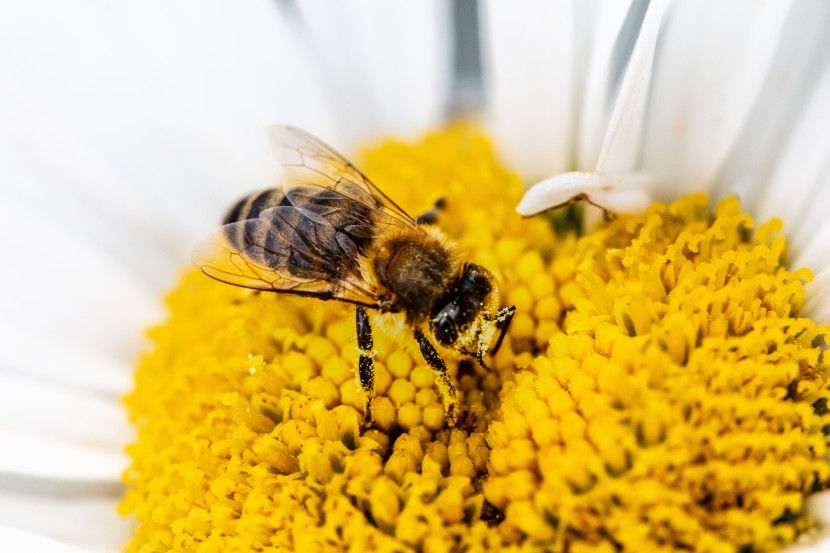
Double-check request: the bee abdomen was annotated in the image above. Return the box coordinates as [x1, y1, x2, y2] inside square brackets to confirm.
[222, 187, 376, 279]
[223, 189, 291, 266]
[223, 189, 289, 225]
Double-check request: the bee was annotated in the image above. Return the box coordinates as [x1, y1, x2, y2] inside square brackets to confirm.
[189, 126, 515, 426]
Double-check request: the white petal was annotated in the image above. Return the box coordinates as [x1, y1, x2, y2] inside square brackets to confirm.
[0, 322, 131, 396]
[810, 490, 830, 526]
[794, 213, 830, 281]
[641, 0, 792, 197]
[517, 171, 653, 217]
[293, 0, 452, 146]
[480, 0, 575, 180]
[0, 372, 131, 450]
[0, 526, 85, 553]
[114, 0, 343, 170]
[714, 1, 830, 206]
[0, 200, 160, 362]
[0, 432, 125, 485]
[0, 74, 182, 291]
[782, 533, 830, 553]
[0, 492, 129, 553]
[757, 61, 830, 260]
[782, 491, 830, 552]
[595, 0, 671, 175]
[784, 170, 830, 282]
[804, 264, 830, 323]
[0, 1, 340, 246]
[798, 217, 830, 325]
[576, 0, 637, 170]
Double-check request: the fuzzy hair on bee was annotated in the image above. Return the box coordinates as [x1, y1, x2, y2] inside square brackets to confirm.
[189, 125, 515, 427]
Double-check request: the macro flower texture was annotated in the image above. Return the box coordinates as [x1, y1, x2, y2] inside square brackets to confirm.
[2, 1, 830, 552]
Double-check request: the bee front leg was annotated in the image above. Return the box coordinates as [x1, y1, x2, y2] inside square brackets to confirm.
[489, 305, 516, 355]
[414, 329, 458, 427]
[356, 306, 375, 422]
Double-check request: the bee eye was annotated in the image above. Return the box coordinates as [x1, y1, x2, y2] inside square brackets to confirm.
[432, 305, 459, 345]
[460, 265, 492, 299]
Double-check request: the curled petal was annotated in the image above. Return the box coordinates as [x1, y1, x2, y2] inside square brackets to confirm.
[516, 171, 654, 217]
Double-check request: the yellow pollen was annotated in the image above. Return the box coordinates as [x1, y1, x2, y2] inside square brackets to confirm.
[121, 127, 830, 552]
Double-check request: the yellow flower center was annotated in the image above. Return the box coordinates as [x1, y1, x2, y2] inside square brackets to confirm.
[121, 127, 830, 552]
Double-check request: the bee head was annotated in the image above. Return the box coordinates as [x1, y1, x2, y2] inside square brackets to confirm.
[431, 263, 496, 348]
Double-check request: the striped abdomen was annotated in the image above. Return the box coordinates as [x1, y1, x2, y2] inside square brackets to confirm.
[223, 188, 290, 227]
[223, 187, 377, 282]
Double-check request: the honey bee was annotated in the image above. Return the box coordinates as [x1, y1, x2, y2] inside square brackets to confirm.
[189, 126, 515, 425]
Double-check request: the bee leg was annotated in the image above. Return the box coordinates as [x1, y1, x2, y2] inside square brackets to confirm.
[489, 305, 516, 355]
[414, 329, 458, 426]
[356, 306, 375, 422]
[415, 197, 446, 225]
[475, 341, 491, 371]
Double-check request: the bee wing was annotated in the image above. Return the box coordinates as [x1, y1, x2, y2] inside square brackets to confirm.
[188, 204, 382, 308]
[267, 125, 420, 230]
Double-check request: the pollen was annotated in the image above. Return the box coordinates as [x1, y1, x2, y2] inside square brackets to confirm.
[121, 127, 830, 552]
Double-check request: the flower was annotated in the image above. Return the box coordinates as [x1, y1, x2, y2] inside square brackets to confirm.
[123, 127, 830, 552]
[1, 1, 829, 552]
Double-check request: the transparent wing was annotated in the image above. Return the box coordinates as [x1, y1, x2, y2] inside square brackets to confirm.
[188, 204, 382, 308]
[267, 125, 420, 230]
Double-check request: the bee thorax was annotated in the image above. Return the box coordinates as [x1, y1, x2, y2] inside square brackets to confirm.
[373, 237, 454, 318]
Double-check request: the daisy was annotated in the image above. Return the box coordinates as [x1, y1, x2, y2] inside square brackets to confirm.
[1, 1, 829, 551]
